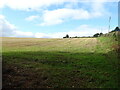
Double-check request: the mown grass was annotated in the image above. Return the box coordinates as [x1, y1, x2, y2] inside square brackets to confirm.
[2, 37, 119, 88]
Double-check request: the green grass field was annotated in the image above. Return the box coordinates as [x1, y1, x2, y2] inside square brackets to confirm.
[2, 36, 119, 88]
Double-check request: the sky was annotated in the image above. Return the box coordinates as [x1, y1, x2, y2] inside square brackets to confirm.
[0, 0, 119, 38]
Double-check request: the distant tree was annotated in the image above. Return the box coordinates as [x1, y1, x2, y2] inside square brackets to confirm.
[66, 34, 69, 38]
[74, 36, 78, 38]
[63, 34, 69, 38]
[99, 33, 103, 36]
[114, 27, 120, 31]
[93, 33, 99, 37]
[110, 27, 120, 33]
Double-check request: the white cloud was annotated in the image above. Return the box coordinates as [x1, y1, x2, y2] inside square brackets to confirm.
[1, 14, 109, 38]
[0, 15, 16, 37]
[14, 31, 34, 37]
[39, 7, 105, 26]
[1, 0, 116, 26]
[0, 15, 34, 37]
[25, 15, 39, 21]
[0, 0, 118, 10]
[38, 0, 116, 26]
[0, 14, 110, 38]
[0, 0, 5, 8]
[0, 0, 117, 38]
[39, 8, 91, 26]
[34, 24, 108, 38]
[35, 33, 51, 38]
[0, 0, 68, 10]
[65, 25, 108, 38]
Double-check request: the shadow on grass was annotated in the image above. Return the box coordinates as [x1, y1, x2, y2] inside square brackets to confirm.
[2, 50, 119, 88]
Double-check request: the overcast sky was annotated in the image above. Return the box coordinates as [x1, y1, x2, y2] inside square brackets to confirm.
[0, 0, 119, 38]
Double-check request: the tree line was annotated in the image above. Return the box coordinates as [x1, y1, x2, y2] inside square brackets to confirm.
[63, 33, 103, 38]
[63, 26, 120, 38]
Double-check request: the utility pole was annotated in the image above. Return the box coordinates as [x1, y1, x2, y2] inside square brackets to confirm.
[101, 28, 102, 33]
[118, 1, 120, 27]
[108, 16, 111, 33]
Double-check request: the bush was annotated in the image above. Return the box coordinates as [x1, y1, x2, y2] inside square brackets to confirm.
[63, 34, 69, 38]
[93, 33, 100, 37]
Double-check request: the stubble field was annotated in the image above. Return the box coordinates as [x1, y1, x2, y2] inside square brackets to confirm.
[2, 37, 119, 88]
